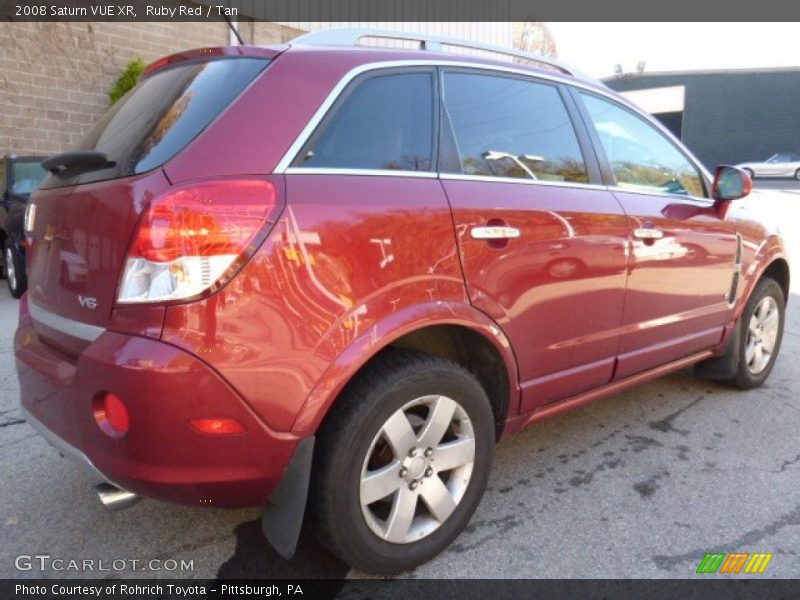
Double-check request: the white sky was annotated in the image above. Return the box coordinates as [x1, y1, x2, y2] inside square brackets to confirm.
[547, 22, 800, 78]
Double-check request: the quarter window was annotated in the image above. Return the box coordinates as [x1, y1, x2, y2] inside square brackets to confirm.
[441, 72, 588, 183]
[44, 57, 270, 189]
[297, 72, 434, 172]
[580, 93, 705, 197]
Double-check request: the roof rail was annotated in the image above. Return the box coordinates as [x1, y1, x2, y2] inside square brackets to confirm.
[289, 28, 596, 83]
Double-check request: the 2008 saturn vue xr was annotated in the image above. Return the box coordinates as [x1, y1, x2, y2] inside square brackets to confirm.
[16, 30, 789, 574]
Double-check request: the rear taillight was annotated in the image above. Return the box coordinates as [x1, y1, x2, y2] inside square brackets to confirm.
[117, 179, 278, 304]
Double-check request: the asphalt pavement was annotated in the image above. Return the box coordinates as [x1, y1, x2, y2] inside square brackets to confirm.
[0, 181, 798, 580]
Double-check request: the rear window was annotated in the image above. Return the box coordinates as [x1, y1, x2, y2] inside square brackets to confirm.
[42, 57, 269, 189]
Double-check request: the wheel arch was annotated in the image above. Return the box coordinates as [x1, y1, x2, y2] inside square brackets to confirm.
[710, 249, 790, 365]
[292, 302, 521, 441]
[388, 324, 512, 440]
[736, 238, 790, 322]
[760, 257, 790, 303]
[697, 261, 788, 383]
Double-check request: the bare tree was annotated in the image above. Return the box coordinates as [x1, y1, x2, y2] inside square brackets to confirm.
[513, 22, 557, 58]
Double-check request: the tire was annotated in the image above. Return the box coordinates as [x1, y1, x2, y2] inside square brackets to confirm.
[726, 277, 785, 389]
[309, 349, 495, 574]
[4, 239, 26, 298]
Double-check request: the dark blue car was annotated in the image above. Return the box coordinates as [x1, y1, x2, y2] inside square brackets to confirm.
[1, 155, 46, 297]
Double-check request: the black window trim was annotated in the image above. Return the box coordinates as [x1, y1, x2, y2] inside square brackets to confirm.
[436, 66, 603, 188]
[569, 86, 714, 204]
[277, 59, 713, 200]
[289, 66, 440, 175]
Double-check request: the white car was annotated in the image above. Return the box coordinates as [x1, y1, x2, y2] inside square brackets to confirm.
[736, 153, 800, 180]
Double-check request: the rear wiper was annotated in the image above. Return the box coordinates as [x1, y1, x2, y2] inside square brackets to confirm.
[42, 151, 115, 177]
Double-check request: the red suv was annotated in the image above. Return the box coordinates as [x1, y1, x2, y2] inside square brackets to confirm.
[15, 30, 789, 574]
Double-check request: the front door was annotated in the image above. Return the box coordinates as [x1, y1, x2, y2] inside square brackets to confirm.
[577, 92, 738, 379]
[439, 70, 629, 413]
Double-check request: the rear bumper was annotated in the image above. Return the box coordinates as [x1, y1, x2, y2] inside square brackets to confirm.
[15, 301, 302, 508]
[20, 402, 110, 482]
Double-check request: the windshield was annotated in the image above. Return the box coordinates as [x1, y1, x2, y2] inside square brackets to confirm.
[11, 160, 47, 195]
[766, 153, 794, 163]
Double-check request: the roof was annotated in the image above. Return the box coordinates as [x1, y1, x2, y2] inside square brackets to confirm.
[284, 42, 610, 94]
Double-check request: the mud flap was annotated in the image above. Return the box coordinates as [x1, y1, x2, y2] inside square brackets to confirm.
[261, 436, 315, 559]
[695, 318, 741, 380]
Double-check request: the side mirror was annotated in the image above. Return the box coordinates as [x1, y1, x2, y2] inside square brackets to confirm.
[712, 165, 752, 201]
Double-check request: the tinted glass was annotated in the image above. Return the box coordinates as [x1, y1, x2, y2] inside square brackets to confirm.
[11, 160, 46, 195]
[581, 93, 705, 197]
[441, 72, 588, 183]
[0, 162, 6, 197]
[42, 58, 268, 189]
[297, 73, 434, 171]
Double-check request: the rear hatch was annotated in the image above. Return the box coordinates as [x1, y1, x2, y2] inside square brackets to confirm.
[26, 49, 274, 354]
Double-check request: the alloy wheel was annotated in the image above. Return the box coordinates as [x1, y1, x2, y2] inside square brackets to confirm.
[745, 296, 780, 374]
[359, 394, 475, 544]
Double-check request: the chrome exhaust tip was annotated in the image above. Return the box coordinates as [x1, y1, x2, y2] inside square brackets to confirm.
[95, 482, 141, 512]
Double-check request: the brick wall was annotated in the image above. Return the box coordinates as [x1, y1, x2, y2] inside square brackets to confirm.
[0, 21, 303, 157]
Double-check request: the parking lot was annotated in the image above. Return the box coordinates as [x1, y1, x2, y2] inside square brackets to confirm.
[1, 184, 798, 581]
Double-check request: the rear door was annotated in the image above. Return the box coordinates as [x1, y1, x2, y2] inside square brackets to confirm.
[439, 70, 629, 413]
[575, 91, 738, 379]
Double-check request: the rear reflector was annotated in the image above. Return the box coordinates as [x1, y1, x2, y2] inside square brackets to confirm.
[189, 418, 246, 435]
[93, 392, 130, 437]
[117, 179, 278, 304]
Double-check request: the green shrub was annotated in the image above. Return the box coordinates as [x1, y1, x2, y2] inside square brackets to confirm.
[109, 58, 146, 106]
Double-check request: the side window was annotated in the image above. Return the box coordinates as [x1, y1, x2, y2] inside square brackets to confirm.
[0, 161, 6, 197]
[441, 72, 588, 183]
[296, 72, 434, 172]
[580, 93, 706, 198]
